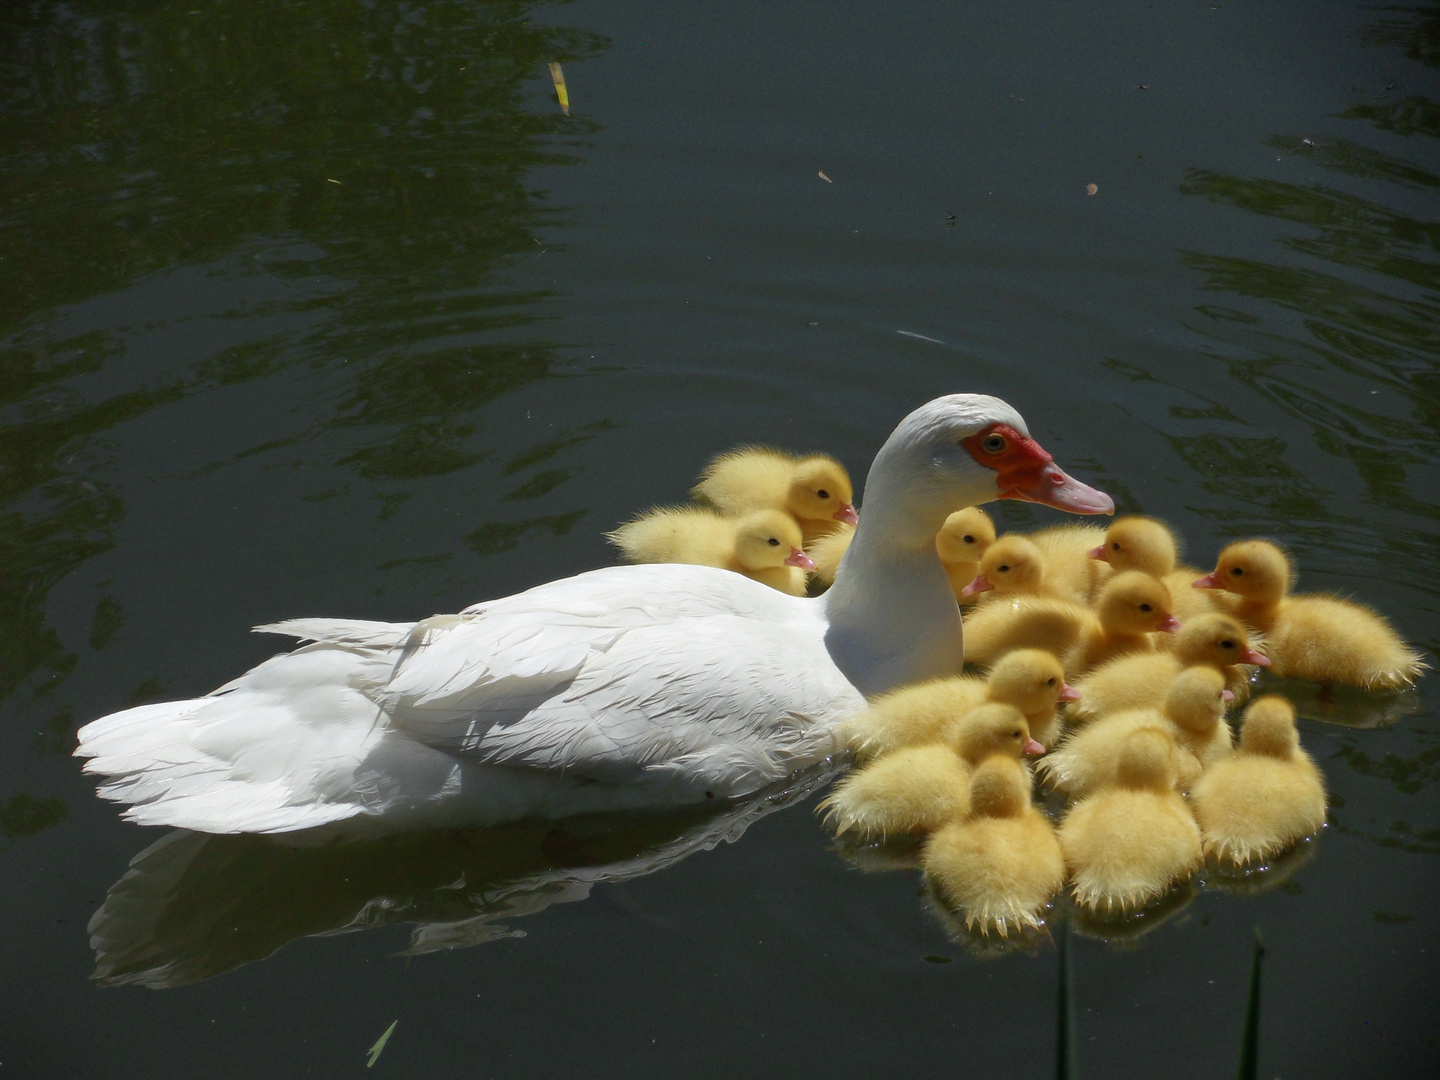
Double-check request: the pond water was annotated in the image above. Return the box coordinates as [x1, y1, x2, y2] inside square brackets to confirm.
[2, 1, 1437, 1076]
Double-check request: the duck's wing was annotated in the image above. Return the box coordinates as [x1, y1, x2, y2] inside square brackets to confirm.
[376, 565, 859, 794]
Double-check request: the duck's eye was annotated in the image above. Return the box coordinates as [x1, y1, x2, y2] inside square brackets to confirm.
[963, 535, 976, 544]
[1139, 603, 1153, 612]
[982, 434, 1007, 454]
[1046, 677, 1056, 686]
[1220, 639, 1235, 649]
[1111, 542, 1121, 551]
[767, 537, 781, 546]
[998, 564, 1011, 573]
[1231, 567, 1244, 576]
[816, 489, 829, 500]
[1011, 729, 1022, 739]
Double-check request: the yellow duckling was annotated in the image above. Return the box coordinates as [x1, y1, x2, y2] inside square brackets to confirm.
[1058, 728, 1203, 915]
[1193, 539, 1426, 689]
[1189, 695, 1327, 867]
[1086, 515, 1224, 621]
[691, 446, 858, 543]
[1070, 612, 1269, 721]
[959, 535, 1064, 602]
[1025, 522, 1110, 605]
[922, 755, 1065, 937]
[807, 507, 996, 601]
[960, 571, 1177, 674]
[1038, 667, 1233, 797]
[606, 507, 817, 595]
[842, 648, 1079, 759]
[819, 704, 1043, 838]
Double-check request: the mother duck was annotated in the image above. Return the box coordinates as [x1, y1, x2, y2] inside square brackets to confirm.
[76, 395, 1112, 834]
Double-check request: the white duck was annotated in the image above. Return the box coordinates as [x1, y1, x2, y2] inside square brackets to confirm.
[75, 395, 1113, 834]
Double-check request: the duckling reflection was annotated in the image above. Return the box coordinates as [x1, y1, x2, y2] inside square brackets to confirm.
[88, 765, 836, 988]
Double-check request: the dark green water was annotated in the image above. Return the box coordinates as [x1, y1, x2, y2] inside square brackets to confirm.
[2, 1, 1437, 1075]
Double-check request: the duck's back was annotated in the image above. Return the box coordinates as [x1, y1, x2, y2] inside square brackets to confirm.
[1268, 594, 1426, 688]
[77, 565, 863, 834]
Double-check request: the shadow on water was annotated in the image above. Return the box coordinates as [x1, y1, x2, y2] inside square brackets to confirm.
[86, 766, 836, 989]
[0, 2, 608, 803]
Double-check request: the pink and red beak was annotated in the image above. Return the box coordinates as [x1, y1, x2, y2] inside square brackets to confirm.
[833, 504, 859, 526]
[1193, 571, 1223, 589]
[1243, 647, 1271, 667]
[1222, 690, 1236, 704]
[1058, 683, 1082, 703]
[960, 573, 994, 597]
[1087, 544, 1108, 562]
[964, 425, 1115, 516]
[1023, 736, 1046, 756]
[786, 549, 818, 571]
[1158, 615, 1182, 634]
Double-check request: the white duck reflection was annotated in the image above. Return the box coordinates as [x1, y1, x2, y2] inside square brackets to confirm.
[88, 764, 837, 989]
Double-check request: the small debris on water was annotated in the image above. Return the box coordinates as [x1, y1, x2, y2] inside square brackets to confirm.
[366, 1020, 398, 1068]
[818, 171, 832, 183]
[548, 62, 569, 115]
[1086, 183, 1098, 196]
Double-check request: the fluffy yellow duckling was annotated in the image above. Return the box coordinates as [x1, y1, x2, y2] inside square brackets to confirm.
[1194, 539, 1426, 689]
[922, 755, 1065, 937]
[807, 507, 996, 600]
[1025, 522, 1110, 605]
[960, 571, 1177, 674]
[1189, 695, 1327, 867]
[691, 446, 858, 543]
[1070, 612, 1269, 721]
[959, 535, 1063, 602]
[820, 704, 1043, 838]
[842, 648, 1079, 759]
[606, 507, 817, 595]
[1087, 516, 1224, 621]
[1058, 728, 1203, 915]
[1038, 667, 1233, 797]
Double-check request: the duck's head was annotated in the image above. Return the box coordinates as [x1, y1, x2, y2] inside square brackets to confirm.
[1096, 570, 1180, 635]
[1194, 540, 1290, 604]
[985, 648, 1079, 716]
[1114, 727, 1180, 792]
[1163, 666, 1228, 733]
[934, 506, 996, 566]
[1239, 695, 1300, 759]
[962, 534, 1046, 597]
[786, 457, 857, 526]
[951, 702, 1045, 763]
[861, 394, 1113, 547]
[1174, 613, 1270, 669]
[967, 755, 1031, 819]
[732, 510, 816, 572]
[1089, 516, 1178, 576]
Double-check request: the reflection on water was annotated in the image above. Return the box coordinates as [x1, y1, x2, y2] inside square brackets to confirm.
[88, 766, 835, 988]
[0, 2, 608, 824]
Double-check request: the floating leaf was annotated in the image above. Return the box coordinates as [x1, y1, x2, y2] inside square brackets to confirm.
[366, 1020, 398, 1068]
[548, 62, 569, 115]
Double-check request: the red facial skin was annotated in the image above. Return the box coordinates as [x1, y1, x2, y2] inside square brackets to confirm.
[961, 424, 1114, 515]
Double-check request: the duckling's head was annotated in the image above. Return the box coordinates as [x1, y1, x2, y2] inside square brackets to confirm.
[963, 535, 1045, 597]
[985, 649, 1079, 717]
[1194, 539, 1290, 604]
[1163, 666, 1228, 733]
[967, 755, 1031, 819]
[1095, 570, 1180, 636]
[787, 458, 857, 526]
[732, 511, 815, 572]
[1239, 695, 1300, 759]
[953, 702, 1044, 764]
[1114, 727, 1179, 792]
[934, 506, 996, 566]
[1090, 516, 1178, 576]
[1174, 613, 1271, 670]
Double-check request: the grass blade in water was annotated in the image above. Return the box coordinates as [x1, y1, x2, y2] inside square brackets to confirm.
[1056, 922, 1077, 1080]
[367, 1020, 399, 1069]
[1237, 930, 1265, 1080]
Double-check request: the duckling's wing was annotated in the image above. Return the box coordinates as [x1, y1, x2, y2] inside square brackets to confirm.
[378, 564, 859, 795]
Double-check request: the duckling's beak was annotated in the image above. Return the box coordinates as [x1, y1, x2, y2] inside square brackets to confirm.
[1023, 737, 1046, 756]
[1087, 544, 1108, 561]
[1158, 615, 1182, 634]
[1192, 571, 1223, 589]
[1222, 690, 1236, 703]
[960, 573, 994, 597]
[1243, 648, 1271, 667]
[786, 548, 818, 571]
[1058, 683, 1082, 702]
[833, 504, 859, 525]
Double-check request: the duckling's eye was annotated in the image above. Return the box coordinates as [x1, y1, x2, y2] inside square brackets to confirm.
[1231, 567, 1244, 576]
[816, 489, 830, 500]
[767, 537, 781, 546]
[998, 564, 1011, 573]
[1220, 639, 1235, 649]
[982, 434, 1007, 454]
[1011, 729, 1022, 739]
[963, 535, 976, 544]
[1111, 542, 1121, 551]
[1139, 603, 1153, 612]
[1046, 677, 1056, 686]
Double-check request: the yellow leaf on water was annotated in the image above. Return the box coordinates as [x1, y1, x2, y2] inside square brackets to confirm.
[366, 1020, 398, 1068]
[1086, 183, 1098, 195]
[548, 62, 570, 115]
